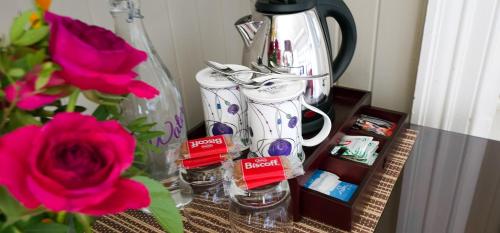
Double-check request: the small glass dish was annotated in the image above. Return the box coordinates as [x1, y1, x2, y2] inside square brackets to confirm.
[228, 180, 293, 233]
[180, 164, 228, 223]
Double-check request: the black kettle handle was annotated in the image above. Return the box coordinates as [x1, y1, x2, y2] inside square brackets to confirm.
[317, 0, 356, 84]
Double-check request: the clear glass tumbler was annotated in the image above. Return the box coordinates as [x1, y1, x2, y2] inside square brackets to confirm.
[180, 164, 228, 224]
[228, 180, 293, 233]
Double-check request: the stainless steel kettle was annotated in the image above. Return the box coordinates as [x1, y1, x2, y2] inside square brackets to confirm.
[235, 0, 356, 128]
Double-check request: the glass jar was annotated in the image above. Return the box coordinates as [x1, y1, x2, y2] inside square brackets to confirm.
[229, 180, 293, 233]
[180, 164, 228, 223]
[109, 0, 191, 207]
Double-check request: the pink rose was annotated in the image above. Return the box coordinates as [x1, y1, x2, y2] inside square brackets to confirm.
[45, 12, 159, 99]
[4, 71, 66, 111]
[0, 112, 150, 215]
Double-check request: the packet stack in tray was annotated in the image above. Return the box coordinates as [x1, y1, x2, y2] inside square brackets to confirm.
[176, 135, 242, 169]
[232, 156, 304, 190]
[304, 170, 358, 202]
[330, 135, 379, 166]
[353, 114, 396, 136]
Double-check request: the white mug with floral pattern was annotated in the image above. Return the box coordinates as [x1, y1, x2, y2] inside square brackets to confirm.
[242, 81, 332, 166]
[196, 65, 251, 149]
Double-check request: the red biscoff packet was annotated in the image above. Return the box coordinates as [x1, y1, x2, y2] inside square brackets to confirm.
[178, 153, 230, 169]
[233, 156, 304, 190]
[180, 135, 241, 159]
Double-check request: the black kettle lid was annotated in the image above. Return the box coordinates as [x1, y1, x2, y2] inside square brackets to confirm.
[255, 0, 316, 14]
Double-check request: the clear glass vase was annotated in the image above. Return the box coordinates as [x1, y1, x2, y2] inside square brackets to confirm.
[109, 0, 192, 207]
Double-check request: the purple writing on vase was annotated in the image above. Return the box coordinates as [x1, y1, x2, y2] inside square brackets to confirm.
[151, 107, 185, 147]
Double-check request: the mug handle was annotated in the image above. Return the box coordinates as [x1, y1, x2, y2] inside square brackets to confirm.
[301, 95, 332, 147]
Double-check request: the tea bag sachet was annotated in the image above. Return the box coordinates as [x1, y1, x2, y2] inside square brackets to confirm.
[304, 170, 358, 202]
[331, 135, 379, 166]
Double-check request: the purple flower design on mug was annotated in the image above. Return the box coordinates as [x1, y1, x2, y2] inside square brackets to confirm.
[227, 104, 239, 115]
[288, 116, 298, 128]
[212, 122, 234, 135]
[268, 139, 292, 156]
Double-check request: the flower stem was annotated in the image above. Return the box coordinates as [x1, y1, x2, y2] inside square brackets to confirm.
[0, 83, 19, 131]
[66, 90, 80, 112]
[56, 211, 67, 224]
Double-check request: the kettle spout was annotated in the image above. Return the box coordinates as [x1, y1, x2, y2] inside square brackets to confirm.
[235, 15, 263, 47]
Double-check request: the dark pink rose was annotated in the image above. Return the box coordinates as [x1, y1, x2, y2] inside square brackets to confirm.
[0, 113, 150, 215]
[4, 71, 66, 111]
[44, 12, 159, 99]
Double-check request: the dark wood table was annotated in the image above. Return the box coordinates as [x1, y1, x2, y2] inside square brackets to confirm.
[375, 125, 500, 233]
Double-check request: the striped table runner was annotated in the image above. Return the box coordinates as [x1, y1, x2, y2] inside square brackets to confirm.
[93, 129, 418, 233]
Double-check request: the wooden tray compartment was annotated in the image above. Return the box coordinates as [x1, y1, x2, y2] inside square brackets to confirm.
[295, 104, 408, 231]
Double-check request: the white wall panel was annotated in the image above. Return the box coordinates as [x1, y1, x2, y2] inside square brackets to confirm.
[489, 98, 500, 141]
[371, 0, 427, 113]
[0, 0, 426, 128]
[220, 0, 252, 64]
[141, 0, 181, 84]
[411, 0, 500, 139]
[52, 0, 93, 22]
[165, 0, 206, 127]
[337, 0, 380, 91]
[196, 0, 227, 63]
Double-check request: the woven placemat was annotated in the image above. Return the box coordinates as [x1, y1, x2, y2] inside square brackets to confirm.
[93, 129, 418, 233]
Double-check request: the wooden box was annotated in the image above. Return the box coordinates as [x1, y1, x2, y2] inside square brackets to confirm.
[187, 86, 408, 231]
[291, 88, 408, 231]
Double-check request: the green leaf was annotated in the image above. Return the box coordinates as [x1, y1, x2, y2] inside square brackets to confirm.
[127, 117, 148, 131]
[23, 223, 68, 233]
[133, 148, 147, 166]
[25, 49, 46, 69]
[12, 26, 49, 47]
[0, 187, 44, 228]
[35, 62, 56, 90]
[0, 89, 4, 98]
[141, 141, 162, 154]
[5, 110, 42, 132]
[73, 214, 93, 233]
[133, 123, 157, 132]
[9, 11, 32, 43]
[132, 176, 183, 233]
[123, 166, 145, 178]
[82, 91, 126, 106]
[106, 105, 121, 120]
[136, 131, 164, 141]
[0, 225, 19, 233]
[72, 106, 87, 113]
[41, 85, 71, 95]
[92, 105, 110, 121]
[11, 59, 29, 74]
[0, 53, 12, 75]
[7, 68, 25, 79]
[55, 105, 86, 114]
[0, 187, 29, 227]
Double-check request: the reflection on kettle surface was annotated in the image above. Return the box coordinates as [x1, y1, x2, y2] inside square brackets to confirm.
[236, 10, 331, 105]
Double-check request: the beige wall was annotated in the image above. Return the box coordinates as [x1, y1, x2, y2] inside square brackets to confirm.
[0, 0, 427, 129]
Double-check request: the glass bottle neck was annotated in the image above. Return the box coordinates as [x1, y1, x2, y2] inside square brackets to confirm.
[109, 0, 149, 49]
